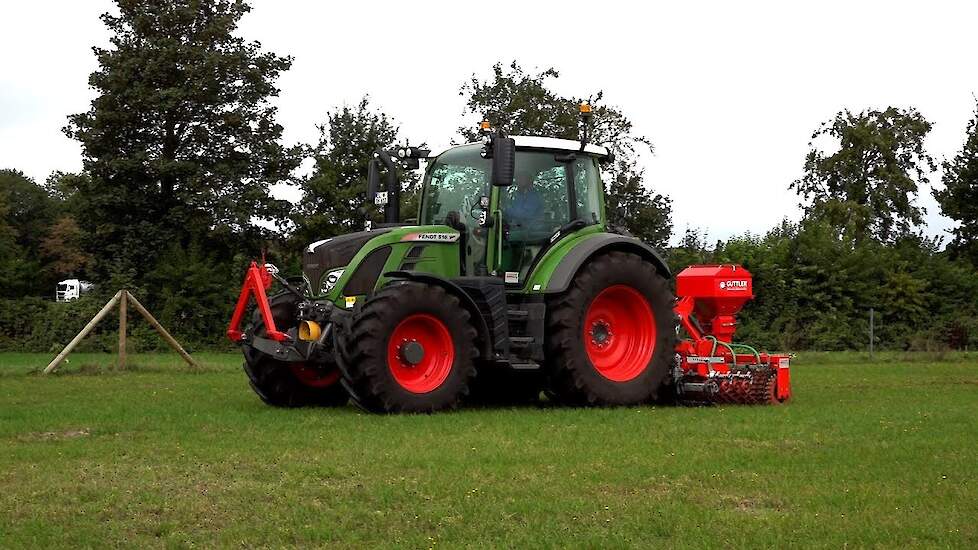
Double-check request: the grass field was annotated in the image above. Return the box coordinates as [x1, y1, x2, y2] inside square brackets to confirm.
[1, 351, 976, 548]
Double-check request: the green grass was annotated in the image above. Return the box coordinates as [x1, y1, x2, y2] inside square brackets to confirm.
[1, 352, 976, 548]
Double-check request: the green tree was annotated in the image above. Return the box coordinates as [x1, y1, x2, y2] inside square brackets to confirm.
[459, 62, 672, 247]
[0, 186, 31, 298]
[64, 0, 300, 279]
[0, 169, 58, 255]
[605, 160, 673, 248]
[792, 107, 935, 243]
[294, 97, 413, 245]
[933, 100, 978, 264]
[143, 242, 238, 349]
[40, 216, 95, 279]
[0, 169, 59, 295]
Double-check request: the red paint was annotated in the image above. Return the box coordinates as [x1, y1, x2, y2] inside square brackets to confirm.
[673, 265, 792, 404]
[227, 261, 288, 343]
[583, 285, 656, 382]
[387, 314, 455, 393]
[675, 264, 753, 343]
[290, 363, 341, 388]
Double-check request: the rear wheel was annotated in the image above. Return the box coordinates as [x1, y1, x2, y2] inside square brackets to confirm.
[242, 292, 347, 407]
[336, 282, 477, 413]
[546, 251, 676, 405]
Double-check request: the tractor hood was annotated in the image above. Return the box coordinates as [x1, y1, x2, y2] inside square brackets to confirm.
[303, 229, 392, 295]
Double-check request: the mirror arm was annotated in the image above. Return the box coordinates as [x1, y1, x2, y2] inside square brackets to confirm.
[375, 150, 400, 224]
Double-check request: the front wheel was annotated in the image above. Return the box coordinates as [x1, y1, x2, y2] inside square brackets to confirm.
[336, 282, 478, 413]
[242, 292, 347, 407]
[545, 251, 676, 405]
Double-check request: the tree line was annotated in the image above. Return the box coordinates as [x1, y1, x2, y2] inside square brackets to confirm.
[1, 0, 976, 353]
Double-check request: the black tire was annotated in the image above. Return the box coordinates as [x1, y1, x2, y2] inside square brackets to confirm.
[242, 292, 347, 407]
[336, 282, 477, 413]
[545, 251, 677, 405]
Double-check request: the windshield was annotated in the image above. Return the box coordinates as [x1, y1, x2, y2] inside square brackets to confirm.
[422, 145, 489, 226]
[421, 144, 491, 275]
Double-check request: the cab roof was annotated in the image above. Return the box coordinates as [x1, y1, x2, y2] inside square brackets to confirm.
[430, 136, 609, 158]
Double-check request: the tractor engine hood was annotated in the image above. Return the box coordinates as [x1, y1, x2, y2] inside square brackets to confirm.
[303, 229, 392, 295]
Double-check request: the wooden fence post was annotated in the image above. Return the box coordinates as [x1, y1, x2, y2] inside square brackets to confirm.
[118, 290, 127, 369]
[43, 291, 123, 374]
[126, 291, 200, 369]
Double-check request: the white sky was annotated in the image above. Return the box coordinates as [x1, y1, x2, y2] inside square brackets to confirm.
[2, 1, 976, 243]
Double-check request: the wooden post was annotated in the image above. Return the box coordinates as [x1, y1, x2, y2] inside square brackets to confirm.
[126, 291, 200, 369]
[118, 290, 127, 370]
[43, 291, 122, 374]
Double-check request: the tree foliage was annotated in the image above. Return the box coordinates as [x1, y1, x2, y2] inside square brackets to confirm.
[713, 220, 977, 351]
[0, 170, 60, 296]
[0, 170, 58, 254]
[40, 216, 95, 279]
[459, 62, 672, 247]
[64, 0, 300, 278]
[933, 100, 978, 264]
[0, 184, 27, 298]
[792, 107, 935, 243]
[294, 97, 410, 244]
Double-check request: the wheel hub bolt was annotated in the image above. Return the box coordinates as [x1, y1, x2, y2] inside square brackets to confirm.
[591, 320, 613, 347]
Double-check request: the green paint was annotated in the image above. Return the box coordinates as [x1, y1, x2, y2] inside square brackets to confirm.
[522, 224, 606, 292]
[321, 225, 461, 306]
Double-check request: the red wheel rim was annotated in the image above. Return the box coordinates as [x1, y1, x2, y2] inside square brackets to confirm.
[387, 313, 455, 393]
[290, 363, 340, 388]
[583, 285, 656, 382]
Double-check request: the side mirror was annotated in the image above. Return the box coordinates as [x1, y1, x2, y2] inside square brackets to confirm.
[367, 158, 380, 200]
[491, 137, 515, 187]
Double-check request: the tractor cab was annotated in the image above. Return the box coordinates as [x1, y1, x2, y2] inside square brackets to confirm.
[418, 137, 609, 286]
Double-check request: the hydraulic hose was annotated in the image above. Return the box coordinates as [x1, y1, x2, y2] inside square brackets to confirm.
[705, 336, 738, 367]
[730, 343, 762, 365]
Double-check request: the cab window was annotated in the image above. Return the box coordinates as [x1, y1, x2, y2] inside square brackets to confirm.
[499, 151, 604, 283]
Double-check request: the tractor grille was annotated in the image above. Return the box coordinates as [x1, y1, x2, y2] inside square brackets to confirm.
[303, 229, 391, 295]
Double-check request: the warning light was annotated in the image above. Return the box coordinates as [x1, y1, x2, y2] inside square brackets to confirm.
[480, 119, 492, 131]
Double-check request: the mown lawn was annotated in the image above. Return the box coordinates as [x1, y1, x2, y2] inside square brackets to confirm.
[1, 351, 976, 548]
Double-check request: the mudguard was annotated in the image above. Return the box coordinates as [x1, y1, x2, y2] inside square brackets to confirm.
[545, 233, 671, 293]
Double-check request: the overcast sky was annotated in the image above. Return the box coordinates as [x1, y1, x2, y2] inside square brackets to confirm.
[2, 1, 976, 243]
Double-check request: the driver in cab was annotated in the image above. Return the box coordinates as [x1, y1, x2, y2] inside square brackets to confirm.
[505, 173, 544, 229]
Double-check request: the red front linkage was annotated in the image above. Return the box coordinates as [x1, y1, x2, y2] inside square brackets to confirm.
[227, 261, 289, 343]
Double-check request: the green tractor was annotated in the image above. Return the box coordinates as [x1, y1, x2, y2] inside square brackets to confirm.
[227, 108, 676, 413]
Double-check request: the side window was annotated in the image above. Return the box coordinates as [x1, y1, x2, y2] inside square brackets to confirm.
[574, 157, 602, 224]
[423, 165, 487, 225]
[501, 165, 571, 239]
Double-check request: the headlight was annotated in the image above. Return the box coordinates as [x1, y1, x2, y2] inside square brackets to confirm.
[320, 268, 345, 295]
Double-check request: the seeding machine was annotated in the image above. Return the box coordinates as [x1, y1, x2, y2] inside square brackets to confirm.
[227, 105, 791, 412]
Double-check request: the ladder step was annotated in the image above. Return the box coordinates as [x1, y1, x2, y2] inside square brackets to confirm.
[510, 361, 541, 371]
[509, 336, 534, 348]
[507, 309, 529, 320]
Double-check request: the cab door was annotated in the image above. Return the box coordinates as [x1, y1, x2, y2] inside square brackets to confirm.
[493, 152, 605, 287]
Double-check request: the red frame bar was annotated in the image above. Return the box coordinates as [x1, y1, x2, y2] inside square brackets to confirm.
[226, 261, 289, 343]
